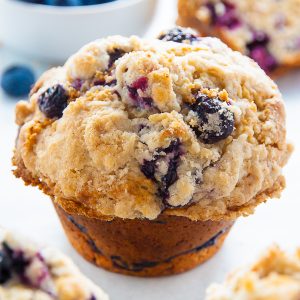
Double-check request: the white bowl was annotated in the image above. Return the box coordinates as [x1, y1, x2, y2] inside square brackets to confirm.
[0, 0, 157, 62]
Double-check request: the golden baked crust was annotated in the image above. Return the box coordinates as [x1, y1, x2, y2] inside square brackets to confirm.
[177, 0, 300, 75]
[13, 35, 291, 221]
[206, 246, 300, 300]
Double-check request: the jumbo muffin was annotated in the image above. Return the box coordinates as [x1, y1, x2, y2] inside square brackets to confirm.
[0, 227, 108, 300]
[177, 0, 300, 75]
[205, 246, 300, 300]
[13, 29, 291, 276]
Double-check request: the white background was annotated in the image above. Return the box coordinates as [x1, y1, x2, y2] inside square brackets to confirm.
[0, 1, 300, 299]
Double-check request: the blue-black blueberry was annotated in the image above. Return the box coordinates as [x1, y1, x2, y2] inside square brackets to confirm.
[1, 65, 35, 98]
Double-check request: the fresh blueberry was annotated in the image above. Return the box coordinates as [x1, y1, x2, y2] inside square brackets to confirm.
[0, 249, 12, 284]
[18, 0, 44, 4]
[158, 27, 200, 44]
[38, 84, 68, 119]
[189, 93, 234, 144]
[18, 0, 115, 5]
[207, 1, 240, 29]
[108, 49, 126, 68]
[81, 0, 116, 5]
[43, 0, 82, 6]
[1, 65, 35, 97]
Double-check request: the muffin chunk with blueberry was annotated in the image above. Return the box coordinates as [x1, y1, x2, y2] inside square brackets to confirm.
[13, 29, 291, 276]
[206, 246, 300, 300]
[0, 227, 108, 300]
[177, 0, 300, 75]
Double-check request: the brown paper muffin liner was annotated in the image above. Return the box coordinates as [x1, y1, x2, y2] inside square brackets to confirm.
[53, 202, 234, 277]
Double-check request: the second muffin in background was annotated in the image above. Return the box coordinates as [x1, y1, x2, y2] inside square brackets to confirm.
[177, 0, 300, 76]
[206, 246, 300, 300]
[0, 227, 108, 300]
[13, 28, 292, 276]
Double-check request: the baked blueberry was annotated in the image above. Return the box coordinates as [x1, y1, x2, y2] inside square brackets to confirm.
[2, 243, 29, 279]
[10, 252, 29, 277]
[158, 27, 200, 44]
[207, 1, 240, 29]
[188, 93, 234, 144]
[247, 31, 270, 50]
[108, 49, 126, 68]
[71, 78, 83, 90]
[249, 46, 277, 73]
[141, 139, 183, 204]
[246, 31, 277, 73]
[0, 249, 12, 284]
[127, 77, 154, 109]
[140, 159, 156, 181]
[0, 243, 29, 284]
[157, 154, 181, 202]
[1, 65, 35, 97]
[38, 84, 68, 119]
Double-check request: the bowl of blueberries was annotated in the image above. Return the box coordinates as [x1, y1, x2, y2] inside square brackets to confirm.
[0, 0, 156, 62]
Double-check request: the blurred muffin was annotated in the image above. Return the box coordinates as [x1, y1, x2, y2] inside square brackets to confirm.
[0, 227, 108, 300]
[177, 0, 300, 75]
[13, 30, 291, 276]
[206, 246, 300, 300]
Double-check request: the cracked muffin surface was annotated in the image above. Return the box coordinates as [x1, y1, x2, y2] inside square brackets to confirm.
[0, 227, 108, 300]
[13, 33, 291, 221]
[205, 246, 300, 300]
[177, 0, 300, 75]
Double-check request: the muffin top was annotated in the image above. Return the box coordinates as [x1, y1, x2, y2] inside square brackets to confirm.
[13, 29, 291, 221]
[206, 246, 300, 300]
[0, 227, 108, 300]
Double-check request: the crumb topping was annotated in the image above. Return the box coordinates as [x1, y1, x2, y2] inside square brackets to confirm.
[206, 246, 300, 300]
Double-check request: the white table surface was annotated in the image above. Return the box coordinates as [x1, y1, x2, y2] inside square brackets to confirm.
[0, 1, 300, 299]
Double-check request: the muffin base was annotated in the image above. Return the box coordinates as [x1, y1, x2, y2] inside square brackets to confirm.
[54, 203, 234, 277]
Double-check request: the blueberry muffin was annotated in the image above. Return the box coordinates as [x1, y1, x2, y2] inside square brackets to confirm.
[13, 30, 291, 276]
[206, 246, 300, 300]
[177, 0, 300, 75]
[0, 227, 108, 300]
